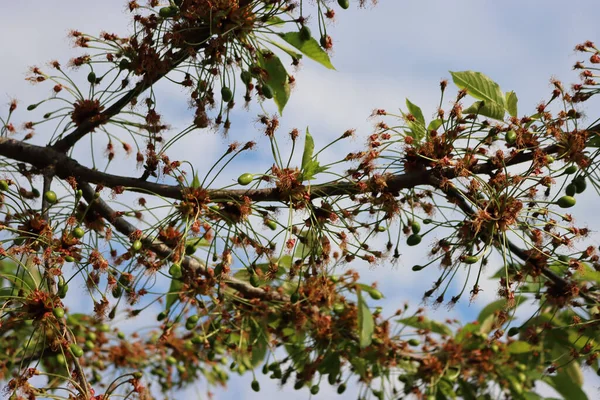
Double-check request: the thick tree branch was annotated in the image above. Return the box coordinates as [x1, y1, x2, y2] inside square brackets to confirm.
[0, 137, 563, 204]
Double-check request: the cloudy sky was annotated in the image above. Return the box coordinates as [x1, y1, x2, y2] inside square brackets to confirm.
[2, 0, 600, 399]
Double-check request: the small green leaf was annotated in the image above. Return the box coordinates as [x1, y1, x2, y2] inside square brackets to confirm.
[564, 361, 584, 387]
[191, 173, 201, 188]
[405, 99, 425, 126]
[587, 130, 600, 147]
[457, 379, 477, 400]
[302, 160, 327, 181]
[397, 316, 452, 336]
[505, 90, 518, 117]
[280, 32, 335, 70]
[427, 118, 443, 131]
[477, 296, 526, 323]
[257, 51, 291, 114]
[166, 277, 184, 310]
[545, 370, 588, 400]
[250, 321, 269, 367]
[357, 289, 374, 348]
[266, 16, 285, 26]
[301, 128, 314, 170]
[507, 341, 532, 354]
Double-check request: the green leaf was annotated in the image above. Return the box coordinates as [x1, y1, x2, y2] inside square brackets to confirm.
[257, 51, 291, 114]
[587, 129, 600, 147]
[166, 277, 184, 310]
[457, 379, 477, 400]
[564, 361, 584, 387]
[477, 296, 527, 323]
[266, 38, 303, 60]
[301, 127, 314, 170]
[427, 118, 443, 131]
[505, 91, 518, 117]
[463, 100, 505, 121]
[294, 229, 321, 258]
[250, 321, 269, 367]
[454, 322, 480, 343]
[302, 160, 328, 181]
[191, 173, 200, 188]
[450, 71, 506, 108]
[405, 99, 425, 126]
[357, 289, 374, 348]
[266, 16, 285, 26]
[544, 370, 588, 400]
[507, 341, 532, 354]
[397, 316, 452, 336]
[403, 120, 427, 143]
[280, 32, 335, 70]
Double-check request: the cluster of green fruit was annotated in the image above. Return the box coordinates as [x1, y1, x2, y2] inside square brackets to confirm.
[556, 165, 586, 209]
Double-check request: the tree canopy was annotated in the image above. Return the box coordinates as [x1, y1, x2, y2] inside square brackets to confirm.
[1, 1, 600, 399]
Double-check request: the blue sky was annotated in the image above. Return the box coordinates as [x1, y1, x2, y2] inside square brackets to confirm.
[2, 1, 600, 399]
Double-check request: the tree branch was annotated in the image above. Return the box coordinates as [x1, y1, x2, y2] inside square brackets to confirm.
[51, 33, 210, 153]
[77, 181, 286, 302]
[0, 137, 563, 204]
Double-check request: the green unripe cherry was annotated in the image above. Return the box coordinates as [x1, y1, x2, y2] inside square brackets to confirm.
[44, 190, 58, 204]
[565, 183, 576, 197]
[411, 221, 421, 234]
[186, 315, 199, 330]
[251, 379, 260, 392]
[261, 85, 273, 99]
[69, 344, 84, 358]
[574, 176, 587, 193]
[507, 327, 520, 337]
[166, 356, 177, 365]
[159, 6, 177, 18]
[237, 173, 254, 186]
[132, 240, 143, 252]
[265, 219, 277, 230]
[564, 164, 578, 175]
[240, 70, 252, 85]
[249, 273, 260, 288]
[290, 292, 300, 303]
[185, 243, 197, 255]
[338, 0, 350, 10]
[506, 130, 517, 144]
[462, 255, 479, 264]
[53, 307, 65, 319]
[0, 180, 9, 191]
[556, 195, 576, 208]
[56, 353, 66, 365]
[72, 227, 85, 239]
[221, 86, 233, 103]
[406, 234, 422, 246]
[408, 338, 420, 346]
